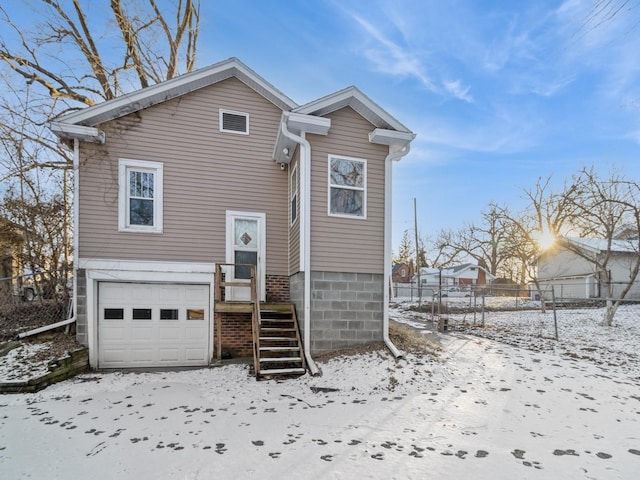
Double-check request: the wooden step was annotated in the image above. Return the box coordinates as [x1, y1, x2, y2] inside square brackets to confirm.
[261, 327, 296, 333]
[259, 367, 306, 376]
[259, 346, 300, 352]
[259, 356, 302, 363]
[259, 336, 296, 342]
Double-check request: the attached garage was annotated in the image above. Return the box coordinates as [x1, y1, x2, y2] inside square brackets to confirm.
[98, 282, 211, 368]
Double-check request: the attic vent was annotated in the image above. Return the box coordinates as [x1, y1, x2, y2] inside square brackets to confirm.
[220, 109, 249, 134]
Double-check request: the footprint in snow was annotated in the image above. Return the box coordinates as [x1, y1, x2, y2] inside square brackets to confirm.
[320, 454, 333, 461]
[511, 449, 526, 459]
[475, 450, 489, 458]
[552, 449, 579, 456]
[371, 453, 384, 460]
[252, 440, 264, 446]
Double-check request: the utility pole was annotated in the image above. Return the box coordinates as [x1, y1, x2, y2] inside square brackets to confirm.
[414, 198, 421, 305]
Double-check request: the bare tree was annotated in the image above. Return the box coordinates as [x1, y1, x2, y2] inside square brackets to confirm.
[1, 0, 200, 108]
[0, 0, 200, 274]
[433, 204, 511, 276]
[559, 167, 640, 326]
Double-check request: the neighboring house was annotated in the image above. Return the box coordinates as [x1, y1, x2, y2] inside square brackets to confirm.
[392, 261, 414, 283]
[50, 58, 415, 372]
[535, 237, 640, 300]
[413, 263, 495, 294]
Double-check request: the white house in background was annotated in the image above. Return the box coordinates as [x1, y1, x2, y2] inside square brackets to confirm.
[413, 263, 495, 294]
[535, 237, 640, 300]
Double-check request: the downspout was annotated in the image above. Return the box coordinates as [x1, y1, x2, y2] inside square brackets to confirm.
[383, 143, 412, 358]
[19, 139, 79, 338]
[280, 117, 320, 375]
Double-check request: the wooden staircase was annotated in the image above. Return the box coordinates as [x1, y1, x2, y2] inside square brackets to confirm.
[256, 303, 306, 380]
[214, 263, 306, 380]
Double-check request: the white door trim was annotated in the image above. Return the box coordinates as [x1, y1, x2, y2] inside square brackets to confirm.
[225, 210, 266, 302]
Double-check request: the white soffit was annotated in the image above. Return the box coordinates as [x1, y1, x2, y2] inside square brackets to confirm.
[369, 128, 415, 146]
[49, 122, 105, 143]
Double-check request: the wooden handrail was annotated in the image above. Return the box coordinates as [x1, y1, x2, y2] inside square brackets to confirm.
[214, 263, 261, 373]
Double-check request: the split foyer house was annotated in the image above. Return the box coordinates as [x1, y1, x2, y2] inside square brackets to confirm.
[50, 58, 415, 375]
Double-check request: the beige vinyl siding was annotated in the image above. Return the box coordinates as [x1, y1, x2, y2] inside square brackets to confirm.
[78, 77, 289, 275]
[308, 107, 388, 273]
[288, 153, 301, 274]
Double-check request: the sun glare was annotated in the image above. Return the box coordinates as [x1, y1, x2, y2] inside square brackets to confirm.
[535, 231, 555, 250]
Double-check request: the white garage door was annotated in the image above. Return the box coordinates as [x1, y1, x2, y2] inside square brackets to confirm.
[98, 282, 210, 368]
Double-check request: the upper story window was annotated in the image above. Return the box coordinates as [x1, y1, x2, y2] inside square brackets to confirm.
[118, 158, 163, 234]
[328, 155, 366, 219]
[219, 109, 249, 134]
[290, 163, 298, 225]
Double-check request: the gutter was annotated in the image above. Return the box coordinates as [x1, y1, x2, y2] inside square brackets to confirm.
[19, 138, 80, 339]
[279, 116, 320, 375]
[382, 142, 412, 358]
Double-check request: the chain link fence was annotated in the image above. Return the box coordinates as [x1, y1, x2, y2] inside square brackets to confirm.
[392, 281, 640, 371]
[0, 270, 72, 341]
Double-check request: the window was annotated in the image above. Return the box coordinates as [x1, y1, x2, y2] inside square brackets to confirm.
[104, 308, 124, 320]
[187, 309, 205, 320]
[328, 155, 366, 218]
[160, 309, 179, 320]
[290, 163, 298, 225]
[118, 159, 163, 233]
[219, 109, 249, 134]
[132, 308, 152, 320]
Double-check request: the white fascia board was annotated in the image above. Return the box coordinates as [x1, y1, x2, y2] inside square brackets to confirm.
[273, 112, 330, 163]
[286, 112, 331, 136]
[78, 258, 215, 274]
[57, 58, 298, 127]
[369, 128, 415, 146]
[50, 122, 105, 143]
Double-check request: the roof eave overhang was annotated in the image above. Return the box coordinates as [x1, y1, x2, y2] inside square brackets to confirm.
[49, 122, 105, 144]
[369, 128, 415, 146]
[273, 112, 331, 164]
[55, 58, 298, 128]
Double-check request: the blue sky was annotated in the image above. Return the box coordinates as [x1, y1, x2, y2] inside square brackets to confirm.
[7, 0, 640, 252]
[198, 0, 640, 251]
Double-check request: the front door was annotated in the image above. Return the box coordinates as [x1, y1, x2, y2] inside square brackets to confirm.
[225, 211, 266, 301]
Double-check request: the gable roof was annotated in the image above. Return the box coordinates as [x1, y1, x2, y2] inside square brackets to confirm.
[561, 237, 639, 254]
[55, 57, 298, 128]
[294, 86, 412, 133]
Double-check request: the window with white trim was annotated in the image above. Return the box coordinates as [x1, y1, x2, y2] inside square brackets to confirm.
[118, 158, 163, 233]
[328, 155, 366, 218]
[290, 163, 298, 225]
[219, 109, 249, 134]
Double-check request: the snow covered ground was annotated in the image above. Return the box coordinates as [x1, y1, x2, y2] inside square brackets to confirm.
[1, 305, 639, 479]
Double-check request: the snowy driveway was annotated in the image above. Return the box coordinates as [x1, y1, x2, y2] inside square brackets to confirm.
[1, 333, 639, 479]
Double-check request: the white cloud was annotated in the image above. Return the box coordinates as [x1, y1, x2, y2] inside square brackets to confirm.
[350, 13, 438, 92]
[443, 79, 474, 103]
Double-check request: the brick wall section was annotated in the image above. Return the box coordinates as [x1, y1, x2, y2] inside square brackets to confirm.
[266, 274, 290, 303]
[214, 312, 253, 358]
[290, 271, 384, 355]
[75, 269, 88, 346]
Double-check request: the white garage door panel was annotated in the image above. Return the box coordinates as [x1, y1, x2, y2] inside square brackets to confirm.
[98, 282, 210, 368]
